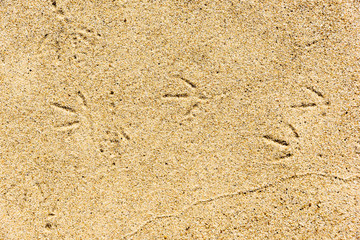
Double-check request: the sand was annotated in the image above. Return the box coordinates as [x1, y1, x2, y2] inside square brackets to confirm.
[0, 0, 359, 239]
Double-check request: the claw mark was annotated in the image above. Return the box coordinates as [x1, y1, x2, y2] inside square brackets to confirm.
[104, 127, 130, 143]
[51, 95, 93, 133]
[288, 124, 299, 138]
[290, 102, 317, 108]
[54, 120, 80, 131]
[263, 132, 293, 160]
[35, 182, 50, 203]
[119, 127, 130, 140]
[180, 77, 197, 89]
[278, 152, 293, 159]
[305, 39, 319, 47]
[163, 93, 189, 98]
[197, 92, 209, 100]
[37, 34, 49, 52]
[77, 90, 87, 106]
[162, 76, 225, 123]
[185, 103, 199, 116]
[304, 85, 330, 105]
[305, 86, 324, 98]
[51, 102, 77, 114]
[263, 135, 289, 146]
[170, 74, 197, 89]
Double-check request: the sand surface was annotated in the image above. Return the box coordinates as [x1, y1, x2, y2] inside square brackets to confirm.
[1, 0, 360, 239]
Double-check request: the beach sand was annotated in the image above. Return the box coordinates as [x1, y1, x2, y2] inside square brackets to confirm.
[1, 0, 359, 239]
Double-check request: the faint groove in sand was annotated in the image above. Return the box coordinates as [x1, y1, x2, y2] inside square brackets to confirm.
[119, 173, 360, 239]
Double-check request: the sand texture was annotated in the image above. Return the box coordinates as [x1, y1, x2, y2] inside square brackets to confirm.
[1, 0, 360, 239]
